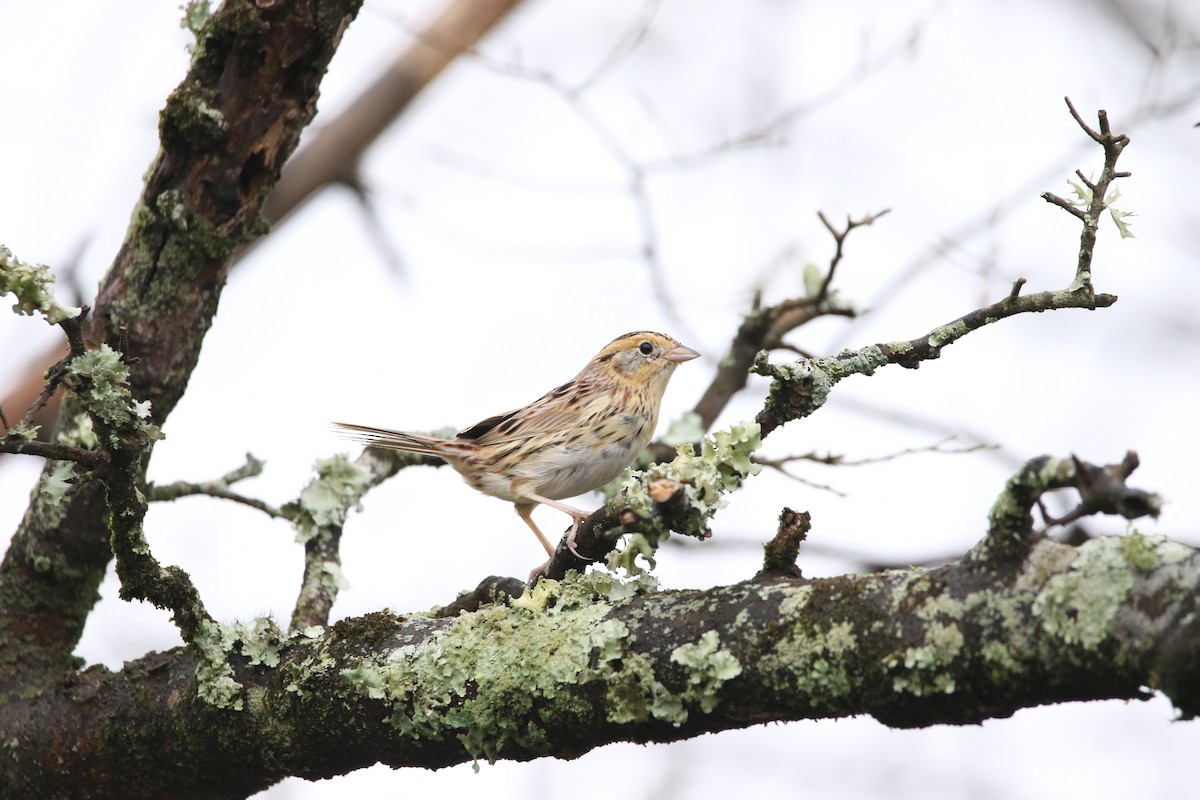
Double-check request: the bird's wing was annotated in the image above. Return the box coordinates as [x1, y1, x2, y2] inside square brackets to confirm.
[457, 378, 606, 446]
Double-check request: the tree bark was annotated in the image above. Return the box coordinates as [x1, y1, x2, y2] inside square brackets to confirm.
[0, 0, 362, 693]
[2, 527, 1196, 798]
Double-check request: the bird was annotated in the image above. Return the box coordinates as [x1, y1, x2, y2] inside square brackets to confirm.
[334, 331, 699, 574]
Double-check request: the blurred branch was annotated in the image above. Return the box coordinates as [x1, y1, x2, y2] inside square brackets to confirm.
[261, 0, 526, 228]
[2, 0, 526, 453]
[689, 210, 885, 432]
[754, 437, 995, 497]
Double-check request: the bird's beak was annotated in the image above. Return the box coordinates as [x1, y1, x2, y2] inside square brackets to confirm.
[665, 344, 700, 363]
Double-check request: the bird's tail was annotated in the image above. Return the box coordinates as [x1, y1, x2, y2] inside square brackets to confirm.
[331, 422, 451, 457]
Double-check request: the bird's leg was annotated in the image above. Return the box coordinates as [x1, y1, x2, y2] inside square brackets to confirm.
[527, 559, 551, 586]
[515, 502, 556, 557]
[522, 493, 593, 560]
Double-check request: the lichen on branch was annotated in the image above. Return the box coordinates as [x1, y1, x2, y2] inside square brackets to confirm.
[0, 244, 82, 325]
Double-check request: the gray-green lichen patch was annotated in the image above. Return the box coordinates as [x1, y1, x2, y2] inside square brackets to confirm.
[66, 347, 128, 422]
[65, 345, 154, 437]
[0, 243, 82, 324]
[887, 621, 965, 696]
[193, 616, 291, 709]
[27, 462, 78, 530]
[669, 630, 742, 714]
[605, 532, 657, 575]
[290, 456, 374, 543]
[758, 585, 860, 705]
[616, 420, 762, 539]
[194, 619, 244, 710]
[752, 346, 889, 417]
[1121, 529, 1159, 572]
[55, 412, 99, 450]
[927, 320, 969, 349]
[1031, 536, 1138, 651]
[339, 572, 735, 762]
[321, 560, 349, 592]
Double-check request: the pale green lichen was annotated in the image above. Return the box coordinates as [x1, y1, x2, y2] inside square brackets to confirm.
[194, 619, 243, 710]
[802, 263, 824, 296]
[56, 412, 99, 450]
[616, 420, 762, 537]
[291, 455, 374, 543]
[65, 345, 153, 432]
[5, 422, 38, 440]
[1121, 529, 1157, 572]
[0, 244, 82, 324]
[778, 584, 813, 617]
[758, 594, 859, 704]
[604, 651, 682, 724]
[321, 560, 350, 591]
[27, 462, 78, 530]
[234, 617, 285, 668]
[753, 346, 890, 416]
[509, 578, 562, 613]
[927, 320, 969, 349]
[888, 621, 964, 696]
[194, 616, 288, 708]
[339, 572, 732, 762]
[605, 532, 656, 575]
[1032, 538, 1134, 650]
[889, 569, 932, 611]
[980, 639, 1021, 678]
[670, 630, 742, 714]
[347, 574, 625, 759]
[179, 0, 212, 46]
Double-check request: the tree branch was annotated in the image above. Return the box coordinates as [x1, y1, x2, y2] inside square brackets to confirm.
[0, 0, 364, 694]
[287, 447, 446, 632]
[690, 209, 884, 432]
[145, 454, 284, 519]
[2, 454, 1186, 797]
[262, 0, 526, 228]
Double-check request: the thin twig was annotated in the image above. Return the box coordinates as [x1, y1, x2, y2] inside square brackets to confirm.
[146, 454, 287, 520]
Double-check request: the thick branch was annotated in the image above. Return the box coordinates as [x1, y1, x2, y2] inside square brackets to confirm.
[4, 526, 1196, 798]
[0, 0, 363, 692]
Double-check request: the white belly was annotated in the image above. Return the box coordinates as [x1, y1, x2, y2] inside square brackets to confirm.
[526, 438, 642, 500]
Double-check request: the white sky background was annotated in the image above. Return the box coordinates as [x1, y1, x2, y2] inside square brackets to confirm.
[2, 0, 1199, 797]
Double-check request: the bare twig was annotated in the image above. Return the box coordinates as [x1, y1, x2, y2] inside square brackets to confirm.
[691, 209, 886, 431]
[814, 209, 892, 304]
[0, 439, 109, 470]
[146, 454, 287, 520]
[0, 306, 109, 470]
[753, 104, 1130, 440]
[754, 438, 995, 497]
[1040, 97, 1132, 293]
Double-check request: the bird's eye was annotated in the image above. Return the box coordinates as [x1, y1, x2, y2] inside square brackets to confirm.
[638, 341, 653, 355]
